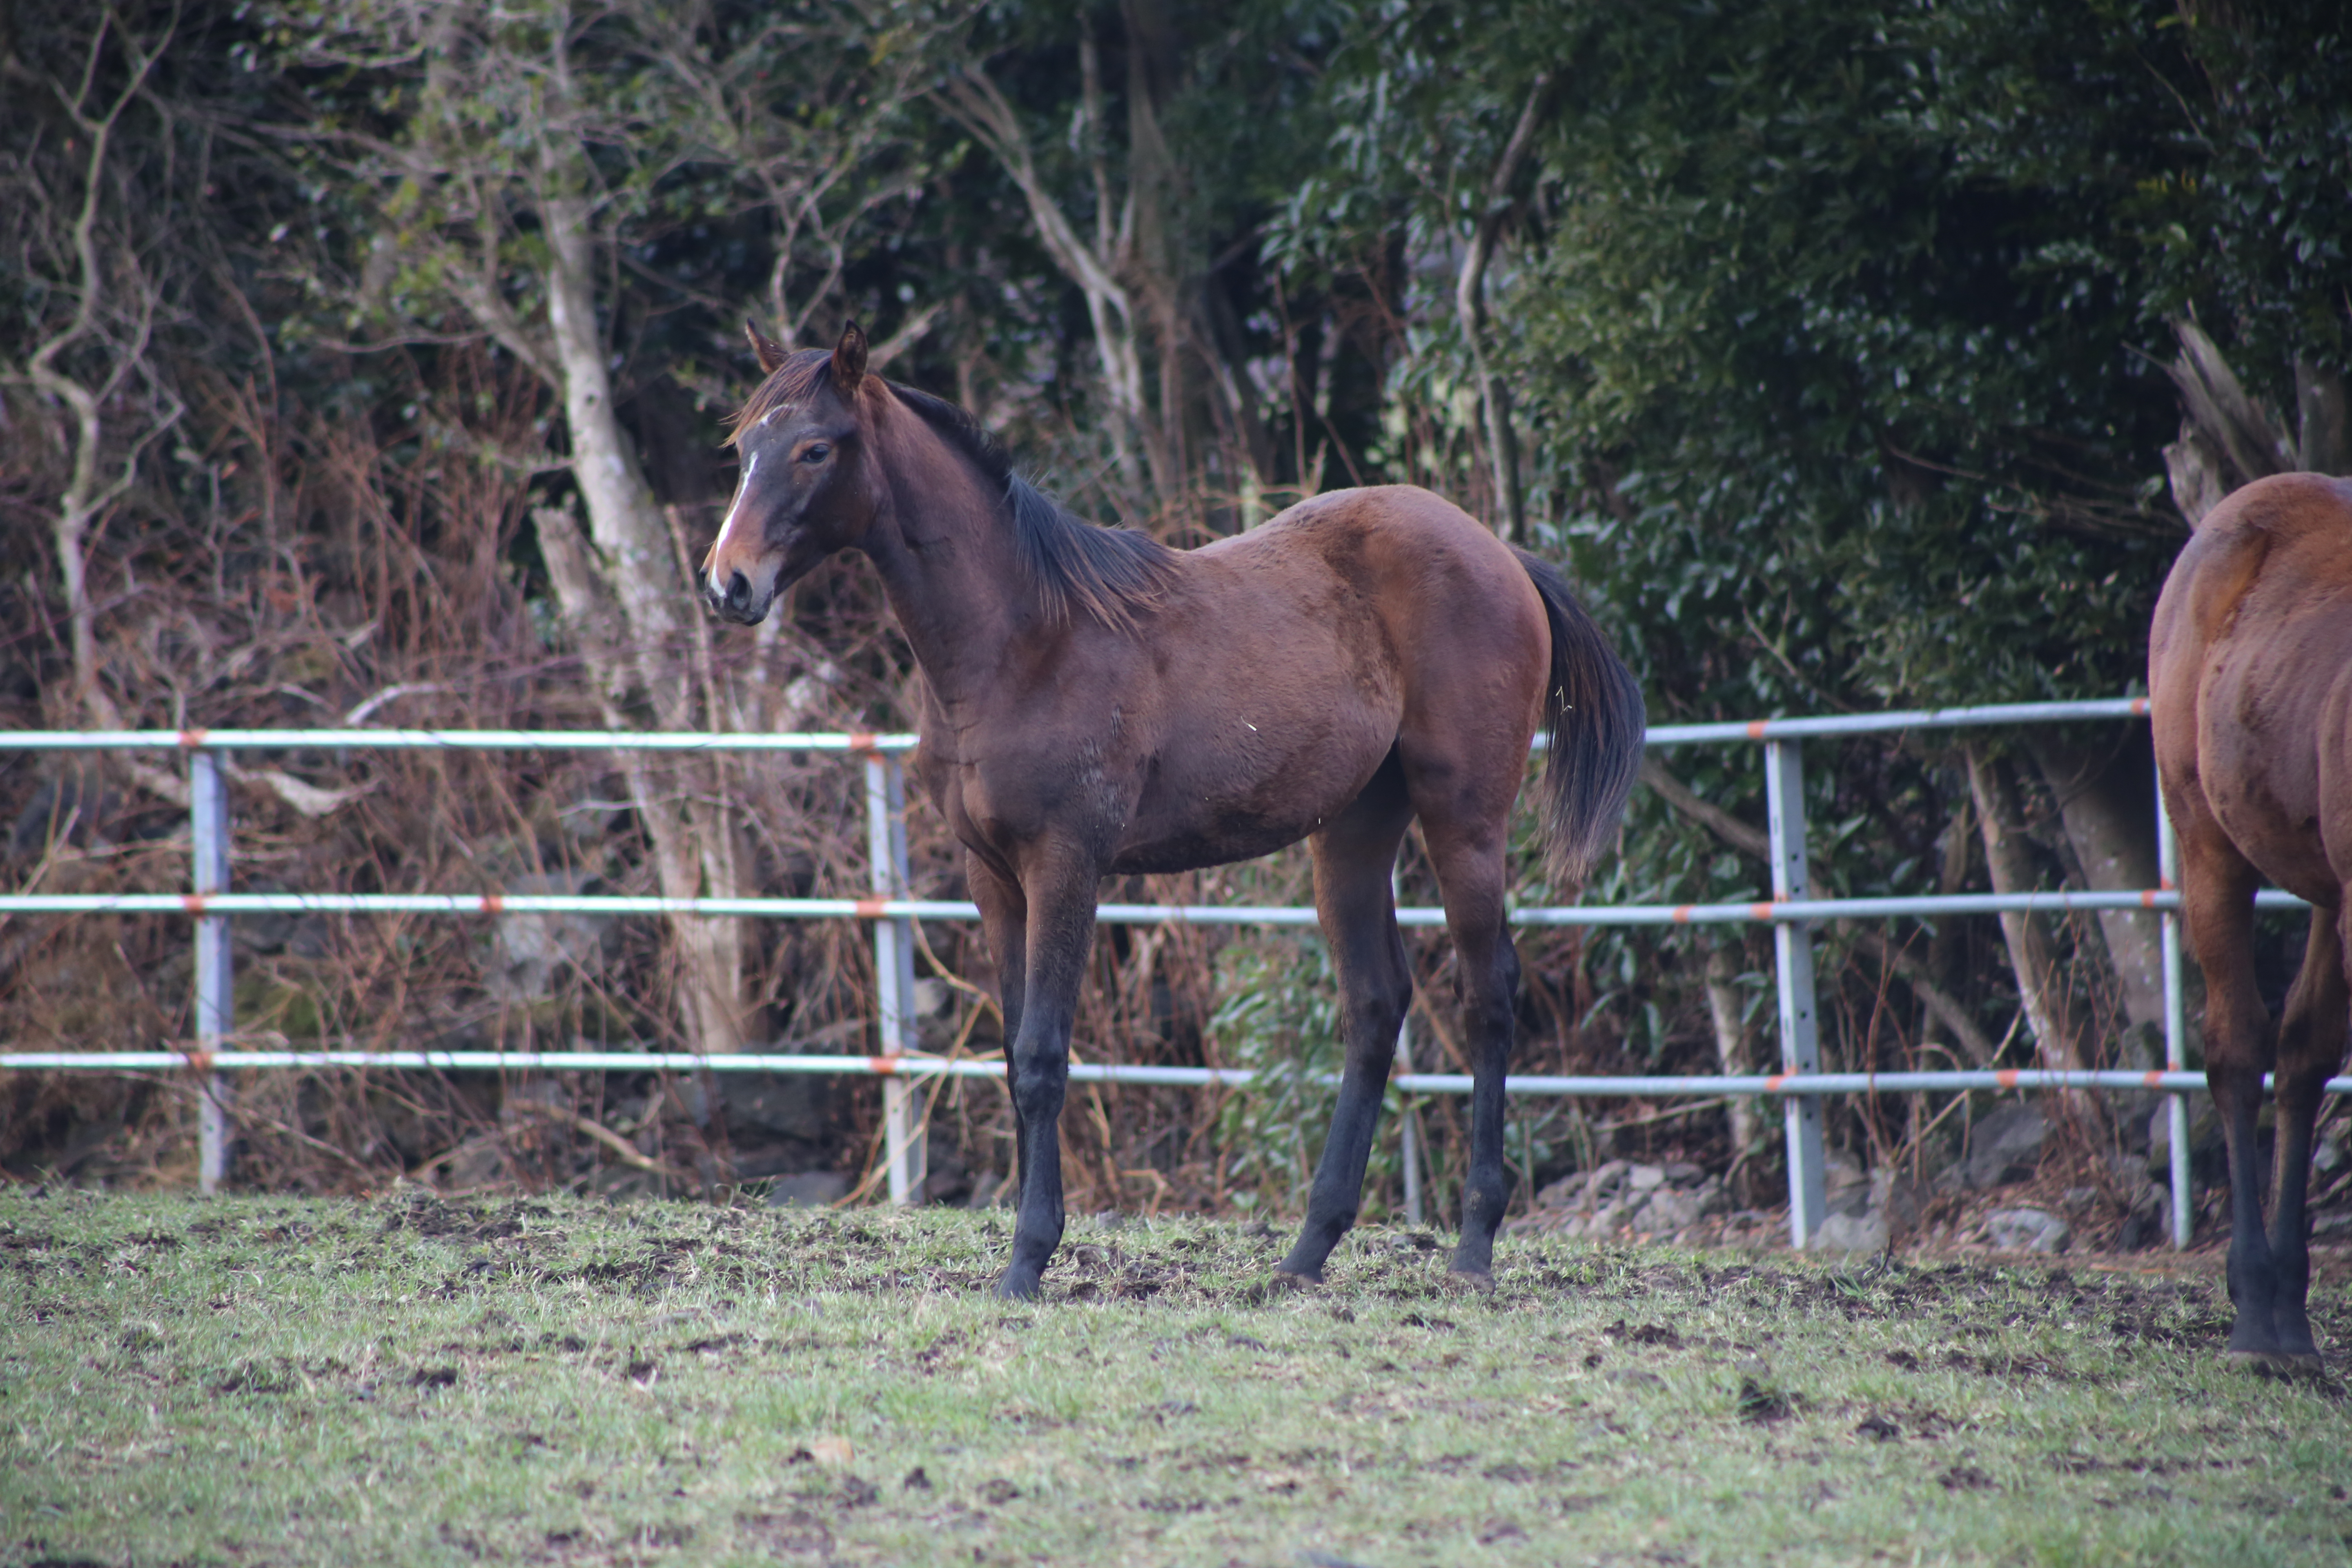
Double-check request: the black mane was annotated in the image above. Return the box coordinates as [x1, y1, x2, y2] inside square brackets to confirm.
[891, 383, 1178, 633]
[729, 354, 1177, 630]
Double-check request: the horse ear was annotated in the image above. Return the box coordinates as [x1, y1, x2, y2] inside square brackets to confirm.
[832, 320, 868, 393]
[744, 320, 789, 375]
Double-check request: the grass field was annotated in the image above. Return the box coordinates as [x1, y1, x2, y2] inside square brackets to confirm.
[4, 1187, 2349, 1567]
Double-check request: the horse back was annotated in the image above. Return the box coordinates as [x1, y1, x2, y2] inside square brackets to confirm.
[2153, 473, 2352, 901]
[1082, 486, 1546, 873]
[1215, 486, 1546, 687]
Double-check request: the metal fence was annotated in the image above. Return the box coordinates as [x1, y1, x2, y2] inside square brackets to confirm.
[3, 701, 2334, 1247]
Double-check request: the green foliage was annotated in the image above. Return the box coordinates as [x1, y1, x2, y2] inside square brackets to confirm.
[1506, 0, 2180, 715]
[1920, 0, 2352, 388]
[1287, 0, 2351, 722]
[1258, 0, 2346, 1102]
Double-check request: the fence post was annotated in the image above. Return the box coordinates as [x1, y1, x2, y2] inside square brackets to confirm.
[190, 748, 233, 1195]
[2156, 759, 2192, 1249]
[864, 751, 925, 1205]
[1764, 738, 1827, 1248]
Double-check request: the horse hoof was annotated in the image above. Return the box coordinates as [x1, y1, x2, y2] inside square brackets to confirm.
[2225, 1349, 2326, 1379]
[1240, 1270, 1317, 1305]
[1445, 1267, 1497, 1296]
[993, 1272, 1042, 1303]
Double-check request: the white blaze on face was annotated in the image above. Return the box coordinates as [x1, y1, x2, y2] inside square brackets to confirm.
[714, 449, 761, 559]
[714, 402, 795, 565]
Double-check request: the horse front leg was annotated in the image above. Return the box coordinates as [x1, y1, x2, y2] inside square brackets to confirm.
[995, 849, 1100, 1301]
[2267, 901, 2351, 1370]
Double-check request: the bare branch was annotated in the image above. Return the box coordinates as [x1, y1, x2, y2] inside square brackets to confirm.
[1637, 754, 1768, 859]
[344, 683, 448, 726]
[935, 66, 1131, 314]
[7, 5, 186, 796]
[224, 763, 377, 820]
[934, 57, 1152, 498]
[1638, 755, 1999, 1066]
[504, 1101, 694, 1180]
[865, 301, 945, 373]
[1456, 72, 1550, 543]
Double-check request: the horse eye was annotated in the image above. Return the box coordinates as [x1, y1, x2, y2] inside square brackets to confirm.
[800, 443, 830, 463]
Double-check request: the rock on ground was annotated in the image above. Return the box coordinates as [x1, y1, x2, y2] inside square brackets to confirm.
[1984, 1207, 2071, 1254]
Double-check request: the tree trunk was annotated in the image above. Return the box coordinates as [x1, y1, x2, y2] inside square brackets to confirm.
[936, 51, 1156, 509]
[1704, 942, 1762, 1195]
[1453, 74, 1548, 545]
[542, 195, 695, 714]
[2295, 356, 2349, 475]
[2025, 732, 2166, 1051]
[1637, 755, 1998, 1065]
[2163, 418, 2230, 529]
[1963, 745, 2088, 1074]
[537, 189, 750, 1056]
[1121, 0, 1190, 512]
[2161, 319, 2330, 525]
[1918, 795, 1973, 1058]
[534, 506, 751, 1057]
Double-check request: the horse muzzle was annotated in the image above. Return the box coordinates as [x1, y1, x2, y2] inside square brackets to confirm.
[706, 567, 773, 626]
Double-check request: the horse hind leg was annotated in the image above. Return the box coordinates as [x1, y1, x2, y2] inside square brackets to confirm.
[2180, 825, 2287, 1363]
[1276, 754, 1416, 1286]
[2267, 898, 2351, 1371]
[967, 851, 1029, 1218]
[1410, 781, 1523, 1289]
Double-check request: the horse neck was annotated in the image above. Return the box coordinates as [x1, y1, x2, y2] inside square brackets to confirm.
[860, 399, 1035, 706]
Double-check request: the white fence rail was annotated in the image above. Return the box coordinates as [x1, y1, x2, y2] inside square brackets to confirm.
[3, 699, 2331, 1247]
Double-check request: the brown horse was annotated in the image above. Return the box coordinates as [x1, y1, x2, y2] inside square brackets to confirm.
[2152, 470, 2352, 1371]
[704, 323, 1644, 1300]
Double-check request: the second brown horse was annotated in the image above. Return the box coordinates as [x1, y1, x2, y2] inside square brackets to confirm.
[704, 324, 1645, 1299]
[2152, 470, 2352, 1370]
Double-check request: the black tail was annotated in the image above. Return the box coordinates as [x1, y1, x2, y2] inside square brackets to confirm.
[1514, 548, 1645, 892]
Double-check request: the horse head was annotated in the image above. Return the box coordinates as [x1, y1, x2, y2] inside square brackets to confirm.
[702, 321, 877, 625]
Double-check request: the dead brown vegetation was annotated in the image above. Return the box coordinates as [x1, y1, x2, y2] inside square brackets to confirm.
[0, 1, 2229, 1232]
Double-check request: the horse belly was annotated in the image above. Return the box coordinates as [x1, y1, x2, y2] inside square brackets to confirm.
[1109, 715, 1397, 875]
[1105, 816, 1315, 876]
[1108, 774, 1376, 875]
